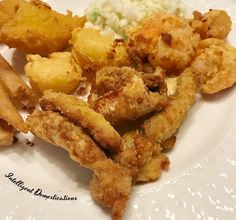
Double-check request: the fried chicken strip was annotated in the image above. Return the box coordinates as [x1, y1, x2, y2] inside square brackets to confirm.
[0, 80, 27, 133]
[141, 68, 197, 150]
[40, 90, 121, 152]
[90, 67, 168, 126]
[90, 159, 132, 220]
[27, 110, 132, 219]
[27, 110, 106, 168]
[0, 119, 15, 146]
[114, 131, 170, 183]
[0, 54, 37, 110]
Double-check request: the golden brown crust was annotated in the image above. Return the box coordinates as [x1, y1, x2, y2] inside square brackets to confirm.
[0, 54, 37, 110]
[0, 80, 28, 133]
[0, 1, 86, 55]
[114, 131, 170, 183]
[0, 119, 15, 146]
[27, 110, 106, 169]
[90, 67, 168, 126]
[40, 90, 121, 152]
[191, 10, 232, 40]
[90, 159, 132, 220]
[141, 68, 197, 145]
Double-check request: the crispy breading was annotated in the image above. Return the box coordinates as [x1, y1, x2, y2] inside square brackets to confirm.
[191, 10, 232, 40]
[89, 67, 168, 126]
[141, 68, 197, 149]
[25, 52, 83, 94]
[129, 12, 200, 74]
[90, 159, 132, 220]
[0, 0, 23, 28]
[40, 90, 121, 152]
[28, 110, 132, 219]
[0, 54, 37, 110]
[191, 38, 236, 94]
[0, 0, 86, 55]
[27, 110, 106, 169]
[114, 131, 169, 183]
[0, 80, 28, 133]
[0, 119, 15, 146]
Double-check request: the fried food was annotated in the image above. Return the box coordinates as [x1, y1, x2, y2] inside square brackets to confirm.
[90, 159, 132, 220]
[0, 80, 27, 133]
[0, 54, 37, 110]
[191, 38, 236, 94]
[0, 0, 86, 55]
[25, 52, 83, 94]
[129, 12, 200, 74]
[89, 67, 168, 125]
[191, 10, 232, 40]
[28, 110, 132, 220]
[27, 110, 106, 168]
[0, 120, 15, 146]
[40, 90, 121, 152]
[141, 68, 197, 150]
[0, 0, 23, 28]
[71, 28, 129, 72]
[114, 131, 169, 183]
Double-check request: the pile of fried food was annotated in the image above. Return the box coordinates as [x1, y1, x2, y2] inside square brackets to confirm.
[0, 0, 236, 219]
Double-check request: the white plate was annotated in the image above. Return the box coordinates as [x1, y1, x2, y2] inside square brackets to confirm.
[0, 0, 236, 219]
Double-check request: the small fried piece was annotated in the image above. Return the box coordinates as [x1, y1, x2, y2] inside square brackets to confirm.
[27, 110, 106, 169]
[0, 0, 86, 55]
[90, 67, 168, 125]
[71, 28, 129, 72]
[0, 80, 27, 133]
[129, 12, 200, 73]
[191, 38, 236, 94]
[191, 10, 232, 40]
[0, 120, 15, 146]
[40, 90, 121, 152]
[114, 131, 170, 183]
[25, 52, 83, 94]
[90, 159, 132, 220]
[141, 68, 197, 150]
[0, 54, 36, 110]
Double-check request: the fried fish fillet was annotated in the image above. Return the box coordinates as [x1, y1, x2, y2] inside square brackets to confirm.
[90, 159, 132, 220]
[141, 68, 197, 150]
[0, 54, 37, 110]
[0, 0, 86, 55]
[114, 131, 169, 183]
[0, 80, 27, 133]
[27, 110, 106, 168]
[0, 119, 15, 146]
[40, 90, 121, 152]
[89, 67, 168, 126]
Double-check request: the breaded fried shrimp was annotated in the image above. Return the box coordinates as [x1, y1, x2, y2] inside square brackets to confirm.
[191, 38, 236, 94]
